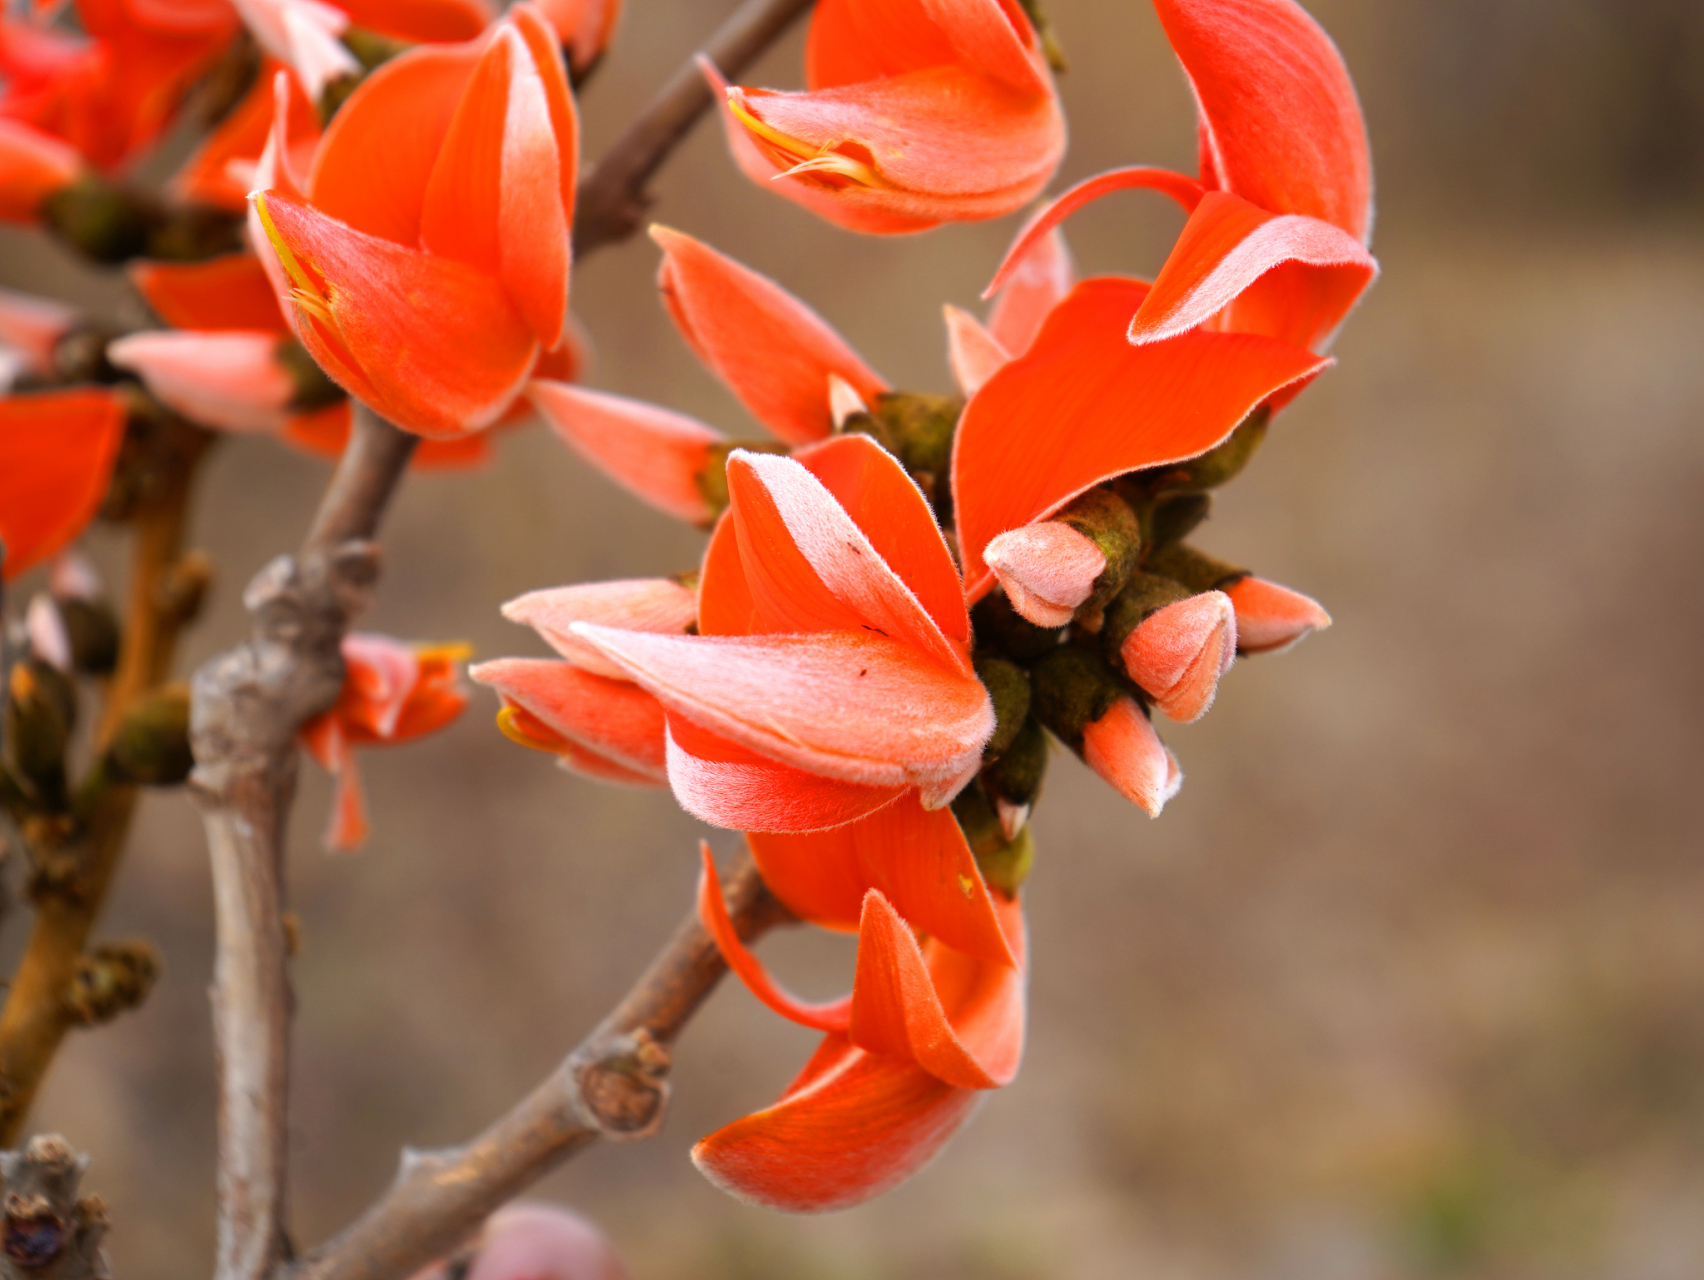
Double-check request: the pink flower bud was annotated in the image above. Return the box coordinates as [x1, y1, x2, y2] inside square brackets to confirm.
[25, 594, 71, 672]
[1225, 576, 1332, 654]
[1080, 696, 1179, 817]
[407, 1203, 630, 1280]
[107, 331, 296, 433]
[943, 304, 1010, 397]
[1118, 591, 1236, 723]
[983, 521, 1106, 628]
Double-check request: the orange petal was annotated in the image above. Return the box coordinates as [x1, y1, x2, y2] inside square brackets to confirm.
[727, 447, 967, 672]
[943, 304, 1009, 398]
[666, 715, 904, 832]
[806, 0, 1045, 97]
[985, 225, 1074, 356]
[336, 631, 423, 739]
[299, 715, 371, 852]
[951, 276, 1329, 597]
[1128, 189, 1377, 351]
[1155, 0, 1372, 242]
[1080, 696, 1177, 817]
[849, 888, 1019, 1086]
[527, 380, 721, 523]
[1226, 575, 1330, 654]
[531, 0, 623, 72]
[1118, 590, 1235, 723]
[698, 842, 852, 1032]
[982, 166, 1203, 298]
[107, 330, 295, 433]
[255, 191, 536, 437]
[419, 17, 573, 348]
[0, 118, 81, 222]
[696, 507, 759, 638]
[651, 225, 886, 444]
[171, 57, 317, 211]
[745, 826, 867, 932]
[983, 521, 1104, 626]
[0, 389, 127, 580]
[502, 576, 698, 679]
[726, 68, 1062, 228]
[309, 42, 481, 246]
[130, 252, 288, 332]
[470, 656, 666, 780]
[337, 0, 492, 42]
[692, 1035, 978, 1212]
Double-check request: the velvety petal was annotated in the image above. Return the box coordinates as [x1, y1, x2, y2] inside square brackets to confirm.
[1080, 696, 1176, 817]
[171, 57, 317, 212]
[1155, 0, 1372, 241]
[309, 42, 481, 246]
[951, 275, 1329, 597]
[502, 577, 698, 678]
[255, 191, 536, 438]
[130, 253, 288, 332]
[665, 716, 904, 832]
[527, 380, 722, 523]
[692, 1035, 979, 1212]
[532, 0, 623, 73]
[471, 656, 666, 780]
[983, 521, 1104, 626]
[1226, 575, 1330, 654]
[943, 304, 1010, 397]
[298, 715, 371, 852]
[1118, 590, 1236, 723]
[652, 225, 886, 444]
[698, 842, 852, 1032]
[982, 166, 1204, 299]
[107, 330, 295, 433]
[1128, 189, 1377, 351]
[985, 225, 1074, 356]
[807, 0, 1046, 98]
[727, 447, 967, 671]
[336, 631, 423, 739]
[695, 509, 759, 638]
[0, 388, 127, 580]
[338, 0, 492, 42]
[745, 826, 867, 932]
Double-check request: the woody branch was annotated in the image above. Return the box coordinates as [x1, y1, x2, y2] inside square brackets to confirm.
[192, 0, 815, 1277]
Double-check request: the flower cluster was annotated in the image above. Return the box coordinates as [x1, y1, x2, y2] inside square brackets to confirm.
[0, 0, 1373, 1219]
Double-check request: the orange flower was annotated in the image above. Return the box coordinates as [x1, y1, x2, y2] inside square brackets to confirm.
[299, 633, 469, 851]
[694, 846, 1025, 1211]
[704, 0, 1064, 233]
[251, 3, 577, 438]
[0, 388, 127, 581]
[985, 0, 1377, 356]
[0, 118, 82, 222]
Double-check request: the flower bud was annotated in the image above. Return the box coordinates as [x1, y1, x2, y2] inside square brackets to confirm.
[984, 488, 1140, 627]
[1225, 576, 1332, 654]
[1116, 592, 1236, 723]
[971, 590, 1063, 664]
[106, 683, 193, 786]
[1080, 696, 1180, 817]
[1027, 646, 1123, 752]
[65, 940, 161, 1027]
[5, 658, 75, 804]
[981, 714, 1048, 833]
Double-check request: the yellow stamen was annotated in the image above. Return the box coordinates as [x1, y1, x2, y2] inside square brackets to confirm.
[496, 705, 565, 754]
[725, 89, 885, 190]
[252, 193, 337, 326]
[414, 642, 475, 665]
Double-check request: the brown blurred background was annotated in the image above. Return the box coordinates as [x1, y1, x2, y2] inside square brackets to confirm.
[4, 0, 1703, 1275]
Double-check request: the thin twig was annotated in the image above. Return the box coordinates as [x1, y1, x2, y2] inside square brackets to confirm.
[289, 855, 788, 1280]
[191, 406, 417, 1280]
[0, 418, 213, 1146]
[572, 0, 815, 256]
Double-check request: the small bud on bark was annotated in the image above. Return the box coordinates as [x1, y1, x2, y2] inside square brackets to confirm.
[106, 684, 192, 786]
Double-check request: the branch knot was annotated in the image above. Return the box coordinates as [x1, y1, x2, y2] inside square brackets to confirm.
[569, 1030, 671, 1140]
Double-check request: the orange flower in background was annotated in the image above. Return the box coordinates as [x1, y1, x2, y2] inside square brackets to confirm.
[0, 117, 83, 222]
[705, 0, 1064, 233]
[0, 388, 127, 581]
[252, 2, 578, 438]
[299, 633, 469, 851]
[985, 0, 1376, 355]
[695, 847, 1025, 1211]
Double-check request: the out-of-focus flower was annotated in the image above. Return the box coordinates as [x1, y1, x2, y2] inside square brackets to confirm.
[299, 633, 468, 851]
[252, 3, 578, 438]
[0, 286, 77, 387]
[0, 118, 83, 222]
[405, 1203, 630, 1280]
[532, 0, 621, 77]
[0, 387, 127, 581]
[703, 0, 1064, 233]
[108, 329, 300, 433]
[986, 0, 1376, 355]
[694, 848, 1025, 1211]
[172, 60, 319, 212]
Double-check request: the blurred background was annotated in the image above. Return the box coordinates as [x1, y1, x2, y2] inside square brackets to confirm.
[3, 0, 1703, 1275]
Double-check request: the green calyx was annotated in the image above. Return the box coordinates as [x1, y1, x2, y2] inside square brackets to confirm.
[106, 684, 193, 788]
[1029, 646, 1125, 750]
[1143, 543, 1247, 594]
[974, 657, 1031, 760]
[1057, 488, 1143, 609]
[952, 781, 1036, 896]
[695, 439, 792, 522]
[1101, 572, 1195, 670]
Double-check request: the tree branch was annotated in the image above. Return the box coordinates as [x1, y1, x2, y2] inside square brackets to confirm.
[572, 0, 815, 256]
[0, 415, 213, 1147]
[191, 407, 417, 1280]
[288, 855, 788, 1280]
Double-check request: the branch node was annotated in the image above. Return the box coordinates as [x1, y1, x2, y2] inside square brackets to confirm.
[64, 941, 161, 1027]
[570, 1029, 670, 1141]
[0, 1136, 109, 1279]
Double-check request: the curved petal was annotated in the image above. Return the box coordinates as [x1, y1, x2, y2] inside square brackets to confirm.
[528, 380, 722, 524]
[951, 276, 1329, 597]
[575, 625, 990, 796]
[943, 304, 1009, 397]
[1155, 0, 1372, 242]
[255, 191, 536, 438]
[107, 330, 295, 433]
[651, 225, 886, 444]
[665, 716, 904, 832]
[171, 57, 317, 211]
[0, 389, 127, 580]
[130, 252, 287, 332]
[502, 576, 698, 678]
[807, 0, 1046, 98]
[1081, 696, 1177, 817]
[696, 508, 759, 638]
[1226, 575, 1330, 654]
[470, 656, 666, 779]
[985, 225, 1075, 356]
[698, 843, 852, 1032]
[982, 167, 1203, 299]
[692, 1034, 979, 1212]
[1129, 190, 1377, 351]
[337, 0, 492, 41]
